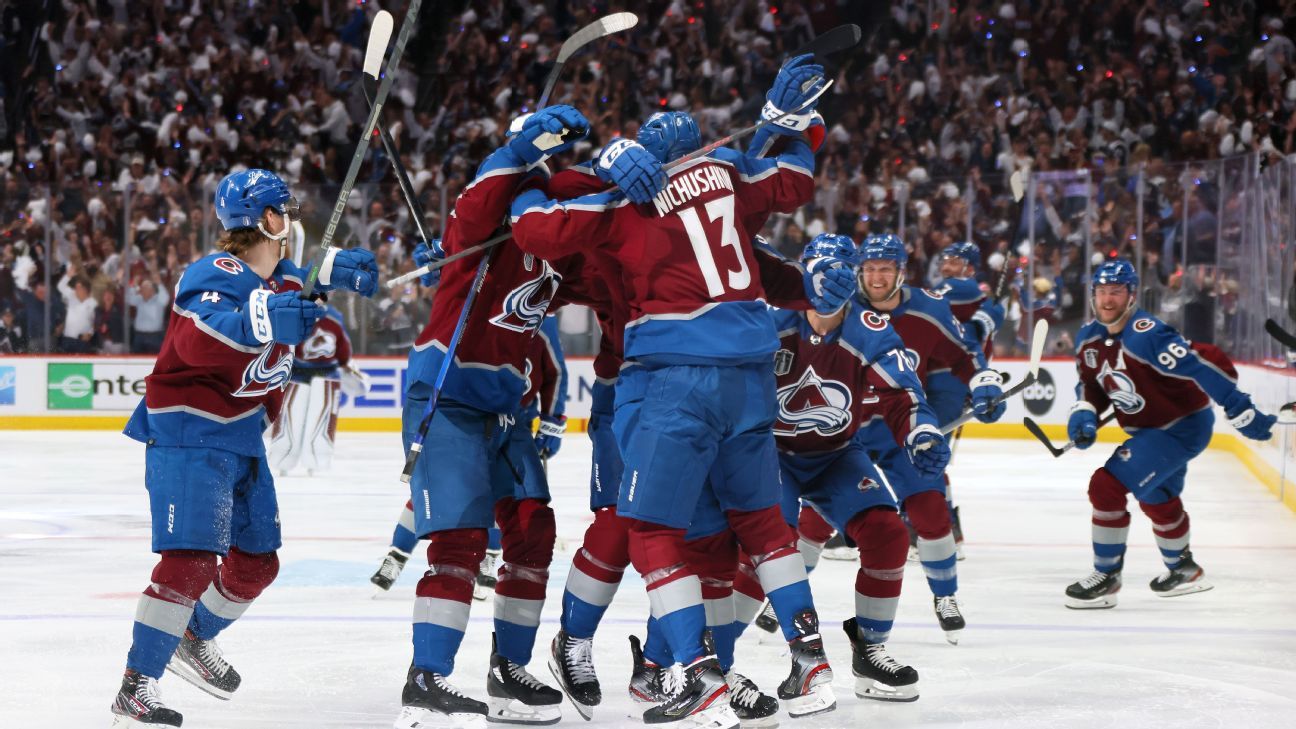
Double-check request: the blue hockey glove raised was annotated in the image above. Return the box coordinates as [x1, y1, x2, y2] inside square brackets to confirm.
[969, 369, 1006, 424]
[535, 415, 567, 458]
[1067, 402, 1099, 450]
[319, 247, 378, 297]
[412, 238, 445, 287]
[507, 105, 590, 165]
[597, 138, 667, 204]
[249, 290, 324, 346]
[906, 424, 951, 479]
[763, 54, 826, 136]
[802, 258, 855, 315]
[1222, 392, 1276, 441]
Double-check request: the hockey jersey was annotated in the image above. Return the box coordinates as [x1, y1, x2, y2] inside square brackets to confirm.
[124, 252, 308, 456]
[856, 285, 988, 387]
[1074, 310, 1240, 431]
[770, 302, 936, 455]
[931, 275, 1002, 351]
[290, 306, 351, 383]
[520, 315, 567, 418]
[510, 140, 816, 366]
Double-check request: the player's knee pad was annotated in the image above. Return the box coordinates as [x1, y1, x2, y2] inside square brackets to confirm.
[497, 498, 556, 571]
[846, 507, 908, 569]
[684, 530, 738, 593]
[627, 519, 689, 576]
[904, 490, 951, 540]
[1088, 468, 1129, 513]
[150, 550, 219, 602]
[797, 504, 835, 545]
[582, 506, 632, 569]
[425, 528, 488, 584]
[1138, 497, 1185, 526]
[220, 547, 280, 600]
[727, 505, 797, 558]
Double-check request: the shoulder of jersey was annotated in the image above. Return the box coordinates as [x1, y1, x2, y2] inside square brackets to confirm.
[181, 253, 258, 294]
[1074, 320, 1107, 351]
[908, 287, 953, 312]
[1122, 313, 1170, 354]
[854, 307, 890, 333]
[939, 277, 983, 302]
[324, 305, 345, 324]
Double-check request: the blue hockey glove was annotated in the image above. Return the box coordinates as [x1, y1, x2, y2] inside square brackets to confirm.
[969, 369, 1006, 424]
[905, 424, 951, 479]
[320, 247, 378, 297]
[507, 105, 590, 165]
[1067, 402, 1099, 450]
[763, 54, 826, 136]
[412, 238, 445, 287]
[1222, 392, 1276, 442]
[250, 290, 324, 346]
[597, 138, 667, 205]
[802, 258, 855, 315]
[535, 414, 567, 458]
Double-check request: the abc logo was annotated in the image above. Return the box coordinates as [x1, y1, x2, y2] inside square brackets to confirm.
[1022, 367, 1056, 416]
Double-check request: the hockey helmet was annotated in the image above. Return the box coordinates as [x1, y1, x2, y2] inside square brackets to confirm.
[214, 169, 298, 238]
[637, 112, 701, 163]
[1090, 258, 1138, 293]
[859, 233, 908, 266]
[801, 233, 860, 267]
[940, 241, 981, 269]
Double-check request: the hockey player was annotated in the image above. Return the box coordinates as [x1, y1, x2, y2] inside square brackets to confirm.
[266, 305, 370, 476]
[511, 55, 837, 727]
[1063, 259, 1275, 608]
[393, 105, 590, 729]
[109, 169, 378, 727]
[854, 233, 1005, 644]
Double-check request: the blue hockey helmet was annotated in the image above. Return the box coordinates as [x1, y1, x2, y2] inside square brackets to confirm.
[1091, 258, 1138, 293]
[214, 169, 297, 233]
[637, 112, 701, 163]
[859, 233, 908, 266]
[801, 233, 859, 267]
[940, 241, 981, 269]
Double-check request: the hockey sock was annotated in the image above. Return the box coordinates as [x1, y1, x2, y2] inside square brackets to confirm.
[846, 508, 907, 644]
[561, 506, 631, 639]
[1139, 498, 1191, 569]
[189, 547, 279, 640]
[628, 519, 706, 666]
[1089, 468, 1131, 573]
[684, 530, 738, 672]
[797, 505, 834, 573]
[487, 525, 502, 551]
[127, 550, 217, 678]
[642, 616, 673, 668]
[729, 506, 814, 643]
[729, 550, 764, 642]
[390, 500, 419, 555]
[413, 528, 487, 676]
[906, 490, 958, 596]
[493, 498, 555, 666]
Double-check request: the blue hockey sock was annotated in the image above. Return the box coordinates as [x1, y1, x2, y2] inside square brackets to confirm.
[916, 534, 959, 596]
[643, 615, 673, 667]
[126, 593, 195, 678]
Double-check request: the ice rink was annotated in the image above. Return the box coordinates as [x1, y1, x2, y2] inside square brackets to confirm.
[3, 430, 1295, 728]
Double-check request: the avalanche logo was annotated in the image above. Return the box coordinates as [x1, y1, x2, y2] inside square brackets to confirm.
[1097, 360, 1145, 414]
[302, 329, 337, 360]
[213, 257, 244, 275]
[490, 259, 561, 334]
[234, 346, 294, 397]
[773, 365, 853, 437]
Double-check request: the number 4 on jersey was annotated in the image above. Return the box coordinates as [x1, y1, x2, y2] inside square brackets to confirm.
[201, 291, 222, 304]
[678, 194, 751, 297]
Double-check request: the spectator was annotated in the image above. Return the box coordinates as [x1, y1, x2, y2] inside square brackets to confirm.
[125, 276, 169, 354]
[0, 307, 25, 353]
[56, 271, 97, 353]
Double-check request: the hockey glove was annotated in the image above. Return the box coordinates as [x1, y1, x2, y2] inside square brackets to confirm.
[412, 238, 445, 287]
[535, 414, 567, 458]
[906, 424, 951, 479]
[763, 54, 826, 136]
[597, 138, 667, 205]
[802, 257, 856, 315]
[339, 362, 372, 397]
[749, 111, 826, 156]
[249, 290, 325, 346]
[319, 247, 378, 298]
[969, 369, 1006, 424]
[1067, 402, 1099, 450]
[507, 105, 591, 166]
[1222, 391, 1276, 441]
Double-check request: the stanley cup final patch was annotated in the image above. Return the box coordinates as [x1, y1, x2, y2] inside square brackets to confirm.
[774, 349, 794, 376]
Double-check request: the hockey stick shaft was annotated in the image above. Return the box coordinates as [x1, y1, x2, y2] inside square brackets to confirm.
[1264, 318, 1296, 349]
[993, 165, 1031, 301]
[386, 78, 832, 289]
[1023, 411, 1117, 458]
[300, 0, 422, 299]
[940, 319, 1048, 435]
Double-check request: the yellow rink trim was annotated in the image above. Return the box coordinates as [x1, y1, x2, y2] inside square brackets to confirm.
[3, 416, 1292, 513]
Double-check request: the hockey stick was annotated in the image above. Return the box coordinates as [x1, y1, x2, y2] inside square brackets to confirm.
[990, 164, 1030, 301]
[940, 319, 1048, 435]
[299, 0, 423, 299]
[1023, 410, 1117, 457]
[1264, 318, 1296, 350]
[792, 23, 862, 59]
[384, 77, 834, 290]
[537, 12, 639, 108]
[360, 10, 435, 254]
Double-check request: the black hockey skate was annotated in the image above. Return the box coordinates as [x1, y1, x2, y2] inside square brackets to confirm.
[1065, 569, 1122, 609]
[474, 548, 500, 601]
[487, 634, 563, 724]
[843, 618, 919, 702]
[776, 610, 836, 718]
[370, 548, 409, 592]
[933, 595, 965, 644]
[628, 634, 672, 705]
[395, 666, 488, 729]
[110, 669, 183, 728]
[1150, 551, 1213, 597]
[726, 671, 779, 728]
[643, 633, 737, 728]
[167, 629, 241, 699]
[753, 600, 779, 634]
[821, 530, 858, 561]
[547, 629, 600, 720]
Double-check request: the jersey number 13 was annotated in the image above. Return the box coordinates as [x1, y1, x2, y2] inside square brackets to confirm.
[678, 194, 752, 297]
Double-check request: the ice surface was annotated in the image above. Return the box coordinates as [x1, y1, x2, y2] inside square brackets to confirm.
[2, 431, 1295, 727]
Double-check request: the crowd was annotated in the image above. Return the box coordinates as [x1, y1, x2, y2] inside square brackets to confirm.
[1, 0, 1294, 356]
